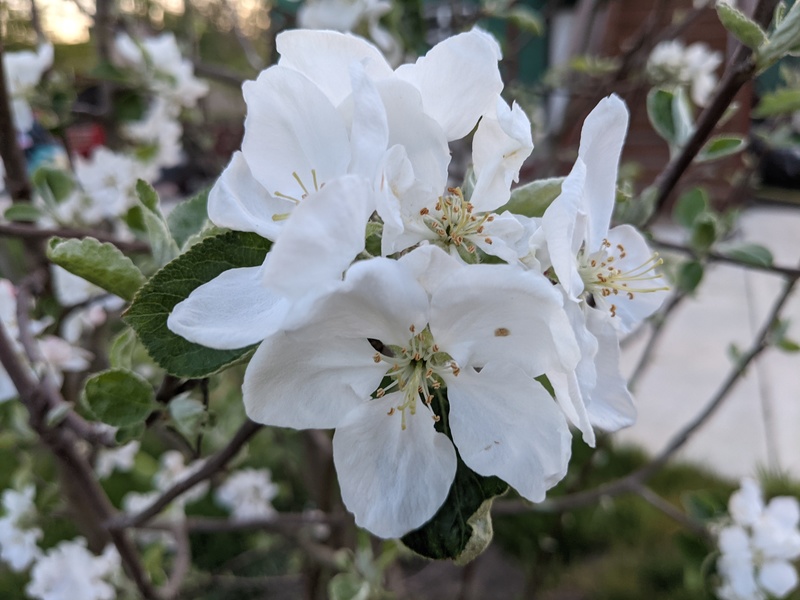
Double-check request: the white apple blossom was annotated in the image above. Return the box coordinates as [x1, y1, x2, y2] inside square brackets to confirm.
[114, 32, 208, 112]
[3, 43, 53, 132]
[124, 97, 184, 171]
[26, 539, 121, 600]
[648, 39, 722, 106]
[524, 95, 668, 445]
[242, 246, 578, 538]
[0, 485, 42, 572]
[95, 441, 140, 479]
[153, 450, 209, 507]
[215, 468, 279, 521]
[716, 478, 800, 600]
[70, 147, 145, 224]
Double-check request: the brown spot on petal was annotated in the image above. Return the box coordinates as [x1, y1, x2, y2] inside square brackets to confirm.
[494, 328, 511, 337]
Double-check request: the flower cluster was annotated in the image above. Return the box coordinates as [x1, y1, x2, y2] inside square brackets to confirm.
[716, 478, 800, 600]
[215, 468, 279, 521]
[168, 29, 668, 538]
[26, 539, 121, 600]
[0, 486, 42, 572]
[648, 39, 722, 106]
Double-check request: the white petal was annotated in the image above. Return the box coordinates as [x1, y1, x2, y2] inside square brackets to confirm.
[542, 158, 587, 300]
[729, 477, 764, 527]
[375, 78, 450, 194]
[577, 95, 629, 251]
[766, 496, 800, 529]
[333, 393, 457, 538]
[471, 98, 533, 212]
[168, 267, 288, 349]
[600, 225, 669, 332]
[276, 30, 392, 106]
[447, 364, 571, 501]
[207, 152, 291, 240]
[470, 212, 526, 264]
[243, 330, 385, 429]
[395, 28, 502, 140]
[430, 264, 579, 375]
[397, 244, 462, 297]
[347, 63, 389, 181]
[583, 308, 637, 431]
[759, 561, 799, 598]
[242, 66, 351, 199]
[259, 175, 373, 299]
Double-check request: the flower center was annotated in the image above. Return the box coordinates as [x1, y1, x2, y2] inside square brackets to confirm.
[420, 187, 497, 259]
[577, 239, 668, 316]
[272, 169, 322, 221]
[371, 325, 459, 430]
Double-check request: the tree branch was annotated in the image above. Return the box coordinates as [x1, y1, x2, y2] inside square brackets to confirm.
[0, 32, 32, 202]
[109, 420, 263, 529]
[0, 222, 150, 253]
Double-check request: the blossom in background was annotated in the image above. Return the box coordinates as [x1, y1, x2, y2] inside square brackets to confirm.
[0, 485, 42, 572]
[243, 247, 578, 538]
[215, 468, 279, 521]
[648, 39, 722, 106]
[297, 0, 402, 65]
[95, 441, 140, 479]
[2, 43, 53, 132]
[153, 450, 208, 507]
[26, 539, 121, 600]
[716, 478, 800, 600]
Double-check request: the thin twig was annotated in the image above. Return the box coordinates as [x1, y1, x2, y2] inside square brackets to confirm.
[633, 483, 711, 538]
[653, 238, 800, 279]
[159, 523, 192, 600]
[191, 61, 247, 86]
[645, 0, 780, 225]
[628, 292, 686, 392]
[0, 34, 32, 202]
[109, 420, 263, 529]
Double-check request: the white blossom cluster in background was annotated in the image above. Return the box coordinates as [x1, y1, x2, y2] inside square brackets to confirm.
[297, 0, 402, 64]
[716, 478, 800, 600]
[2, 43, 53, 134]
[647, 38, 722, 106]
[0, 484, 123, 600]
[0, 279, 91, 403]
[168, 28, 669, 538]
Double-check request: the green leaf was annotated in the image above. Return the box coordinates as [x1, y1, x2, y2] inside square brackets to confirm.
[690, 214, 718, 253]
[498, 177, 564, 218]
[696, 135, 746, 162]
[723, 243, 774, 268]
[47, 237, 146, 302]
[328, 574, 370, 600]
[777, 338, 800, 353]
[673, 188, 709, 229]
[753, 88, 800, 118]
[124, 231, 272, 378]
[31, 167, 75, 204]
[672, 87, 694, 145]
[716, 2, 768, 49]
[169, 394, 207, 439]
[757, 1, 800, 70]
[83, 369, 156, 427]
[501, 6, 544, 35]
[677, 260, 704, 293]
[109, 328, 138, 369]
[136, 180, 179, 266]
[167, 189, 210, 249]
[365, 221, 383, 257]
[4, 204, 43, 223]
[647, 88, 677, 143]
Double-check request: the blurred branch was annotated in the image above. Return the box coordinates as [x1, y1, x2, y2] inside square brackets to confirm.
[0, 222, 150, 253]
[633, 483, 710, 538]
[495, 264, 798, 515]
[0, 311, 158, 598]
[109, 420, 263, 529]
[628, 292, 686, 392]
[645, 0, 781, 225]
[159, 523, 192, 600]
[191, 61, 247, 86]
[652, 238, 800, 278]
[29, 0, 46, 43]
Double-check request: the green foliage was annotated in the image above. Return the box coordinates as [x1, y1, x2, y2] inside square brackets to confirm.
[82, 369, 157, 427]
[135, 180, 180, 267]
[492, 6, 544, 36]
[673, 188, 709, 230]
[753, 88, 800, 118]
[4, 204, 43, 222]
[647, 88, 695, 155]
[124, 231, 272, 378]
[723, 243, 774, 267]
[498, 177, 564, 218]
[696, 135, 746, 162]
[169, 394, 208, 439]
[758, 0, 800, 70]
[716, 2, 768, 49]
[47, 237, 146, 301]
[31, 167, 75, 205]
[677, 261, 704, 293]
[167, 189, 210, 250]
